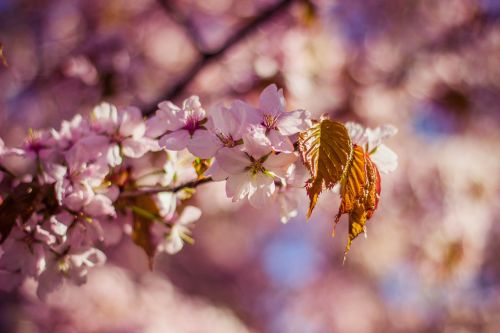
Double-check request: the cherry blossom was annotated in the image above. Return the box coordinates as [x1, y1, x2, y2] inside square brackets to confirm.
[245, 84, 311, 152]
[91, 102, 158, 166]
[212, 126, 297, 207]
[155, 205, 202, 255]
[0, 84, 398, 301]
[148, 96, 214, 157]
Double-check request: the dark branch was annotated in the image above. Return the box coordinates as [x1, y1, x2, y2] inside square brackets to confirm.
[121, 177, 213, 197]
[143, 0, 296, 116]
[157, 0, 206, 51]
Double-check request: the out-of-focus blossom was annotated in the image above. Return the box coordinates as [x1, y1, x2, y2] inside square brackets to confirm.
[37, 247, 106, 300]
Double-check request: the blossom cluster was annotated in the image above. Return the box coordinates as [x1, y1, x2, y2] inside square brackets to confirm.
[0, 84, 397, 299]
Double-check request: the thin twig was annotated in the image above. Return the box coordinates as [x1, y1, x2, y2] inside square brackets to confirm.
[121, 177, 213, 197]
[143, 0, 296, 116]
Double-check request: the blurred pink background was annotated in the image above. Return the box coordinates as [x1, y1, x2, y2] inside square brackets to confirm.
[1, 0, 500, 332]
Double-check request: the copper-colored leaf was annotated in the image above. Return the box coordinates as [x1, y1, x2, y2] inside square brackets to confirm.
[298, 119, 353, 217]
[341, 152, 382, 259]
[192, 158, 212, 179]
[337, 145, 366, 221]
[130, 195, 159, 268]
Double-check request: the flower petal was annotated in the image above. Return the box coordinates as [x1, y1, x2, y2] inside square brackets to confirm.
[268, 129, 294, 153]
[187, 130, 220, 158]
[216, 147, 249, 174]
[370, 144, 398, 174]
[276, 109, 311, 135]
[226, 173, 252, 201]
[248, 173, 276, 208]
[259, 84, 285, 116]
[159, 130, 190, 151]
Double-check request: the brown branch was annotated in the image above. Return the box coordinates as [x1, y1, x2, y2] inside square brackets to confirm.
[120, 177, 213, 197]
[157, 0, 206, 51]
[143, 0, 296, 116]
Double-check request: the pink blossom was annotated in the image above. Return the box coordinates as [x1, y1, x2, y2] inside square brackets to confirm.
[91, 102, 158, 166]
[187, 101, 250, 158]
[155, 205, 202, 254]
[212, 128, 297, 207]
[245, 84, 311, 152]
[149, 96, 214, 157]
[37, 247, 106, 300]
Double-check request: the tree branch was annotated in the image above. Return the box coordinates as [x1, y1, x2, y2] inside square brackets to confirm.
[120, 177, 213, 197]
[157, 0, 206, 51]
[143, 0, 296, 116]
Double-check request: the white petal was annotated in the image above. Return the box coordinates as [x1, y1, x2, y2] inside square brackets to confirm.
[371, 144, 398, 174]
[248, 173, 276, 208]
[345, 122, 366, 146]
[119, 106, 146, 138]
[177, 206, 202, 225]
[107, 144, 122, 166]
[264, 152, 297, 178]
[226, 173, 252, 201]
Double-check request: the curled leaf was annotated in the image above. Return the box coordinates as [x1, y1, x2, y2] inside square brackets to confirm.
[298, 119, 353, 217]
[342, 152, 381, 259]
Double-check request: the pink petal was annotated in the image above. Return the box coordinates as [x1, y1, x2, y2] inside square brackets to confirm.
[268, 129, 294, 153]
[205, 160, 230, 181]
[243, 125, 272, 158]
[259, 84, 285, 116]
[216, 147, 250, 175]
[158, 130, 190, 151]
[187, 130, 220, 158]
[145, 115, 170, 137]
[122, 138, 152, 158]
[276, 109, 311, 135]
